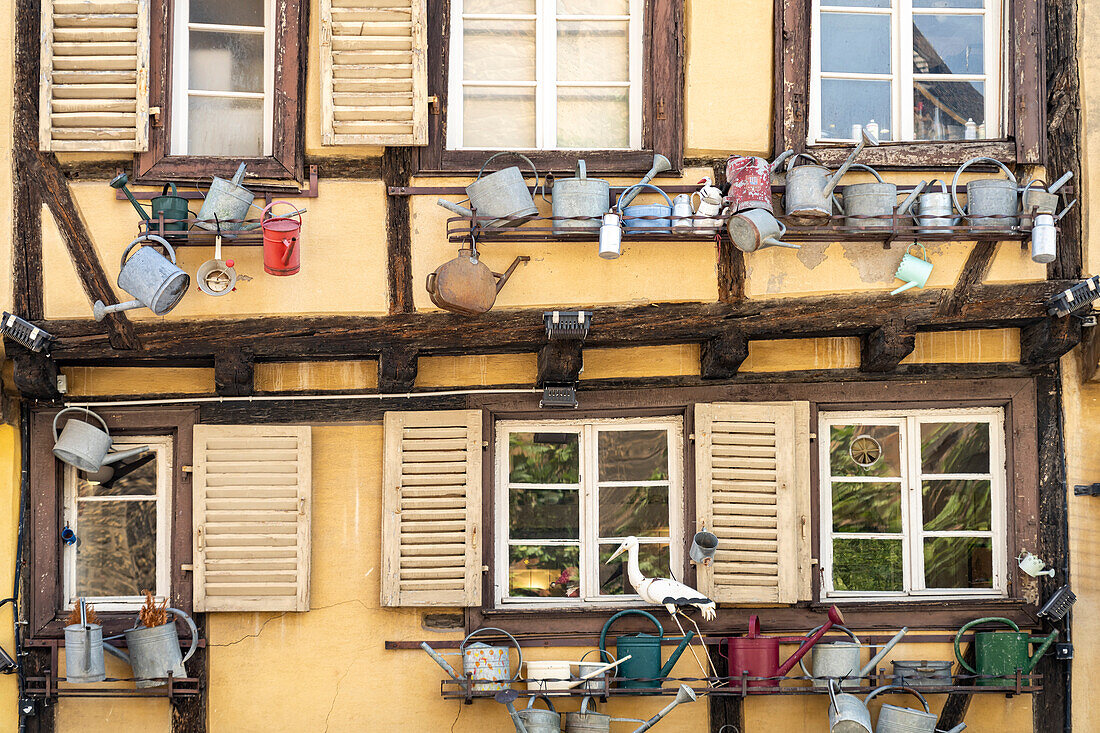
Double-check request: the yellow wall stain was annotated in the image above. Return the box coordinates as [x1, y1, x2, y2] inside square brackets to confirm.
[741, 337, 861, 372]
[416, 354, 537, 387]
[255, 361, 379, 392]
[62, 367, 215, 396]
[582, 344, 701, 380]
[901, 329, 1020, 365]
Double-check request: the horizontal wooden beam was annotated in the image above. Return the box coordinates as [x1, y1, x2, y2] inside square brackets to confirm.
[860, 320, 916, 373]
[1021, 316, 1082, 365]
[378, 346, 419, 392]
[35, 282, 1070, 365]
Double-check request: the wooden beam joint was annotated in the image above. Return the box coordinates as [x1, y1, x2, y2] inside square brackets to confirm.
[1021, 316, 1082, 366]
[9, 344, 60, 401]
[700, 329, 749, 379]
[378, 346, 419, 392]
[860, 320, 916, 373]
[537, 340, 583, 386]
[214, 350, 254, 397]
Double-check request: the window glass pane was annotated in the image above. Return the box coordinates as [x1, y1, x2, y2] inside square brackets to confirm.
[923, 479, 991, 531]
[191, 0, 265, 26]
[76, 500, 157, 598]
[77, 456, 157, 497]
[832, 538, 903, 591]
[188, 97, 264, 156]
[510, 488, 580, 539]
[819, 79, 893, 141]
[924, 537, 993, 588]
[599, 543, 670, 595]
[557, 21, 629, 82]
[463, 87, 536, 148]
[913, 15, 984, 74]
[914, 81, 986, 140]
[508, 545, 580, 597]
[467, 0, 536, 12]
[598, 430, 669, 481]
[556, 88, 629, 148]
[463, 19, 535, 82]
[920, 422, 990, 473]
[508, 433, 580, 483]
[558, 0, 629, 13]
[829, 424, 901, 477]
[189, 30, 264, 93]
[914, 0, 983, 7]
[599, 486, 669, 537]
[832, 481, 902, 533]
[820, 13, 892, 74]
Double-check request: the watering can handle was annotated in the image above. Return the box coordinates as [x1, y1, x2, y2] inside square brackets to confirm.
[477, 151, 540, 191]
[122, 234, 176, 266]
[954, 617, 1019, 675]
[616, 183, 673, 212]
[577, 159, 587, 180]
[951, 157, 1017, 217]
[599, 609, 663, 656]
[168, 608, 199, 666]
[161, 182, 178, 197]
[864, 684, 930, 712]
[798, 625, 860, 678]
[580, 648, 615, 664]
[785, 152, 822, 174]
[53, 406, 108, 443]
[260, 200, 302, 224]
[460, 627, 524, 682]
[525, 695, 556, 713]
[845, 163, 884, 183]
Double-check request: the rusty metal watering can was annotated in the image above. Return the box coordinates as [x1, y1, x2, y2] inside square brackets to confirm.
[93, 234, 190, 321]
[426, 237, 530, 316]
[53, 407, 149, 473]
[840, 165, 926, 229]
[103, 607, 199, 689]
[951, 157, 1019, 230]
[720, 607, 844, 691]
[437, 152, 542, 227]
[784, 129, 878, 221]
[954, 617, 1057, 686]
[801, 626, 908, 690]
[724, 150, 793, 214]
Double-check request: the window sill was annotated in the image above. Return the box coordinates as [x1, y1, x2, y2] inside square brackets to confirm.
[134, 155, 300, 186]
[806, 139, 1017, 170]
[417, 148, 681, 177]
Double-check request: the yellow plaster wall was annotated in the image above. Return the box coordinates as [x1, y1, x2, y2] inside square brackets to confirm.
[0, 427, 20, 733]
[741, 337, 860, 371]
[901, 329, 1020, 365]
[62, 367, 216, 396]
[582, 344, 701, 380]
[416, 354, 537, 387]
[254, 361, 380, 392]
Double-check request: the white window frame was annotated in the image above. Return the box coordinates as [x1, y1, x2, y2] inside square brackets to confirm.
[63, 436, 173, 612]
[808, 0, 1004, 143]
[494, 417, 684, 608]
[170, 0, 276, 156]
[818, 408, 1007, 601]
[446, 0, 644, 151]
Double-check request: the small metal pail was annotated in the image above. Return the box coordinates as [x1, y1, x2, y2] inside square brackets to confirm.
[617, 183, 672, 232]
[577, 648, 614, 692]
[260, 200, 302, 276]
[117, 235, 190, 316]
[914, 179, 959, 232]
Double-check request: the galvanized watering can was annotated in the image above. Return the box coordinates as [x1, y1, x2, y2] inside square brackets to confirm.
[840, 165, 925, 229]
[868, 686, 936, 733]
[800, 626, 908, 690]
[784, 129, 878, 221]
[517, 695, 560, 733]
[103, 607, 199, 688]
[53, 407, 149, 473]
[829, 679, 873, 733]
[724, 149, 793, 214]
[830, 682, 966, 733]
[1020, 172, 1073, 222]
[64, 599, 105, 683]
[461, 627, 523, 692]
[951, 157, 1019, 230]
[598, 610, 693, 690]
[550, 160, 609, 234]
[727, 208, 797, 252]
[110, 174, 192, 232]
[616, 183, 673, 233]
[437, 152, 542, 228]
[954, 617, 1057, 686]
[196, 162, 255, 232]
[913, 179, 959, 233]
[720, 607, 844, 691]
[93, 234, 190, 321]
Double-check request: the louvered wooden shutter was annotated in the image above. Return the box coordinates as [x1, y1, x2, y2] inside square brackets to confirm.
[382, 410, 482, 607]
[320, 0, 428, 145]
[193, 425, 312, 612]
[39, 0, 150, 152]
[695, 402, 812, 604]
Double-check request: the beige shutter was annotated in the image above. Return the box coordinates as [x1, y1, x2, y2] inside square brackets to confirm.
[382, 410, 482, 607]
[39, 0, 150, 152]
[193, 425, 312, 612]
[695, 402, 812, 604]
[320, 0, 428, 146]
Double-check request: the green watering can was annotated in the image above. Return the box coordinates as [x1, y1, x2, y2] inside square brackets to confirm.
[599, 610, 694, 691]
[954, 617, 1057, 686]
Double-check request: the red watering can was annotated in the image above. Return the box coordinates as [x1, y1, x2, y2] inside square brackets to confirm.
[260, 201, 302, 276]
[720, 606, 844, 691]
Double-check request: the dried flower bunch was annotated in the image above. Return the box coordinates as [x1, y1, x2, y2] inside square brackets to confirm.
[138, 590, 168, 628]
[66, 603, 99, 627]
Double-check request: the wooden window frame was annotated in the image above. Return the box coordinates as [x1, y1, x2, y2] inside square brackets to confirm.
[135, 0, 307, 182]
[28, 407, 199, 639]
[774, 0, 1044, 168]
[418, 0, 684, 175]
[467, 377, 1038, 633]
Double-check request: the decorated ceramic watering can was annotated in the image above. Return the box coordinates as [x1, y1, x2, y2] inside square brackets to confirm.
[800, 626, 908, 690]
[103, 607, 199, 688]
[951, 157, 1019, 230]
[426, 243, 530, 316]
[954, 617, 1057, 686]
[720, 607, 844, 691]
[437, 152, 542, 228]
[598, 610, 694, 690]
[891, 244, 933, 295]
[784, 129, 878, 221]
[461, 627, 524, 692]
[93, 234, 190, 321]
[53, 407, 149, 473]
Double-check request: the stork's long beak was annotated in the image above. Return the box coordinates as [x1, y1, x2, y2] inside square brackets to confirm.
[606, 543, 627, 563]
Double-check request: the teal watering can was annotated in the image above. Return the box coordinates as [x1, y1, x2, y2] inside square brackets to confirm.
[599, 610, 694, 691]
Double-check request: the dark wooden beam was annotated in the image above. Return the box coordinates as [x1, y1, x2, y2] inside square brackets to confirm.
[36, 281, 1073, 364]
[537, 340, 583, 386]
[170, 613, 206, 733]
[378, 345, 419, 392]
[860, 320, 916, 373]
[709, 644, 744, 733]
[700, 329, 749, 379]
[716, 238, 746, 302]
[1021, 316, 1081, 365]
[937, 641, 975, 729]
[1045, 0, 1082, 280]
[200, 393, 467, 424]
[9, 344, 60, 401]
[937, 241, 997, 317]
[1078, 325, 1100, 382]
[214, 350, 254, 397]
[382, 147, 416, 314]
[13, 0, 42, 320]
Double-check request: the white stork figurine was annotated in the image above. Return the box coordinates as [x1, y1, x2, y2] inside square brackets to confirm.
[607, 536, 717, 621]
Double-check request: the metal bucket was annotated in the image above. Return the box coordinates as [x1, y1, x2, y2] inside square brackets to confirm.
[150, 182, 191, 232]
[913, 179, 959, 232]
[114, 608, 199, 689]
[64, 616, 106, 684]
[117, 235, 190, 315]
[518, 695, 561, 733]
[890, 660, 952, 688]
[801, 627, 861, 689]
[462, 627, 523, 693]
[552, 160, 609, 234]
[951, 157, 1018, 230]
[260, 200, 302, 276]
[196, 162, 254, 232]
[577, 649, 614, 692]
[53, 407, 113, 472]
[565, 697, 610, 733]
[868, 686, 936, 733]
[617, 183, 672, 232]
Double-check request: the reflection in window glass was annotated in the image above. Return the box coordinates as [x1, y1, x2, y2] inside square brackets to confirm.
[509, 545, 580, 597]
[832, 482, 902, 533]
[833, 538, 904, 591]
[599, 486, 670, 537]
[598, 430, 669, 481]
[820, 13, 892, 74]
[599, 543, 670, 595]
[913, 15, 984, 74]
[819, 79, 893, 141]
[509, 433, 580, 483]
[830, 424, 901, 477]
[920, 422, 990, 473]
[924, 537, 993, 588]
[510, 488, 579, 539]
[922, 480, 991, 531]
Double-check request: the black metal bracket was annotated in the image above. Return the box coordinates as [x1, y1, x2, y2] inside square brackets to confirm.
[1073, 483, 1100, 496]
[540, 384, 579, 409]
[1055, 643, 1074, 660]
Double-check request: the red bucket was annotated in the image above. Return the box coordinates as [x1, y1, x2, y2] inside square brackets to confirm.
[260, 200, 302, 276]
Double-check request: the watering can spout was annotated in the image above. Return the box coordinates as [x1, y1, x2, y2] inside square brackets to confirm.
[657, 631, 695, 678]
[101, 445, 151, 466]
[102, 640, 130, 665]
[776, 605, 845, 675]
[890, 281, 919, 296]
[770, 149, 795, 173]
[493, 256, 531, 293]
[110, 173, 152, 221]
[229, 162, 247, 187]
[858, 627, 908, 678]
[898, 181, 928, 216]
[93, 299, 143, 322]
[823, 129, 879, 197]
[631, 684, 696, 732]
[437, 198, 475, 217]
[1025, 629, 1059, 672]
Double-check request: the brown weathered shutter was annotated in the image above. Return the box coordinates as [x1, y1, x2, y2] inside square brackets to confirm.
[382, 410, 482, 607]
[193, 425, 312, 612]
[695, 402, 812, 604]
[319, 0, 428, 146]
[39, 0, 150, 152]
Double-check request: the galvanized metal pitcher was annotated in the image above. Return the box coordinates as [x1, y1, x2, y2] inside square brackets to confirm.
[104, 608, 199, 689]
[951, 157, 1019, 230]
[840, 165, 926, 229]
[64, 599, 105, 684]
[913, 179, 959, 233]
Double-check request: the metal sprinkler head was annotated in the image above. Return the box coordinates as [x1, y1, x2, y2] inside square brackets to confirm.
[109, 172, 130, 189]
